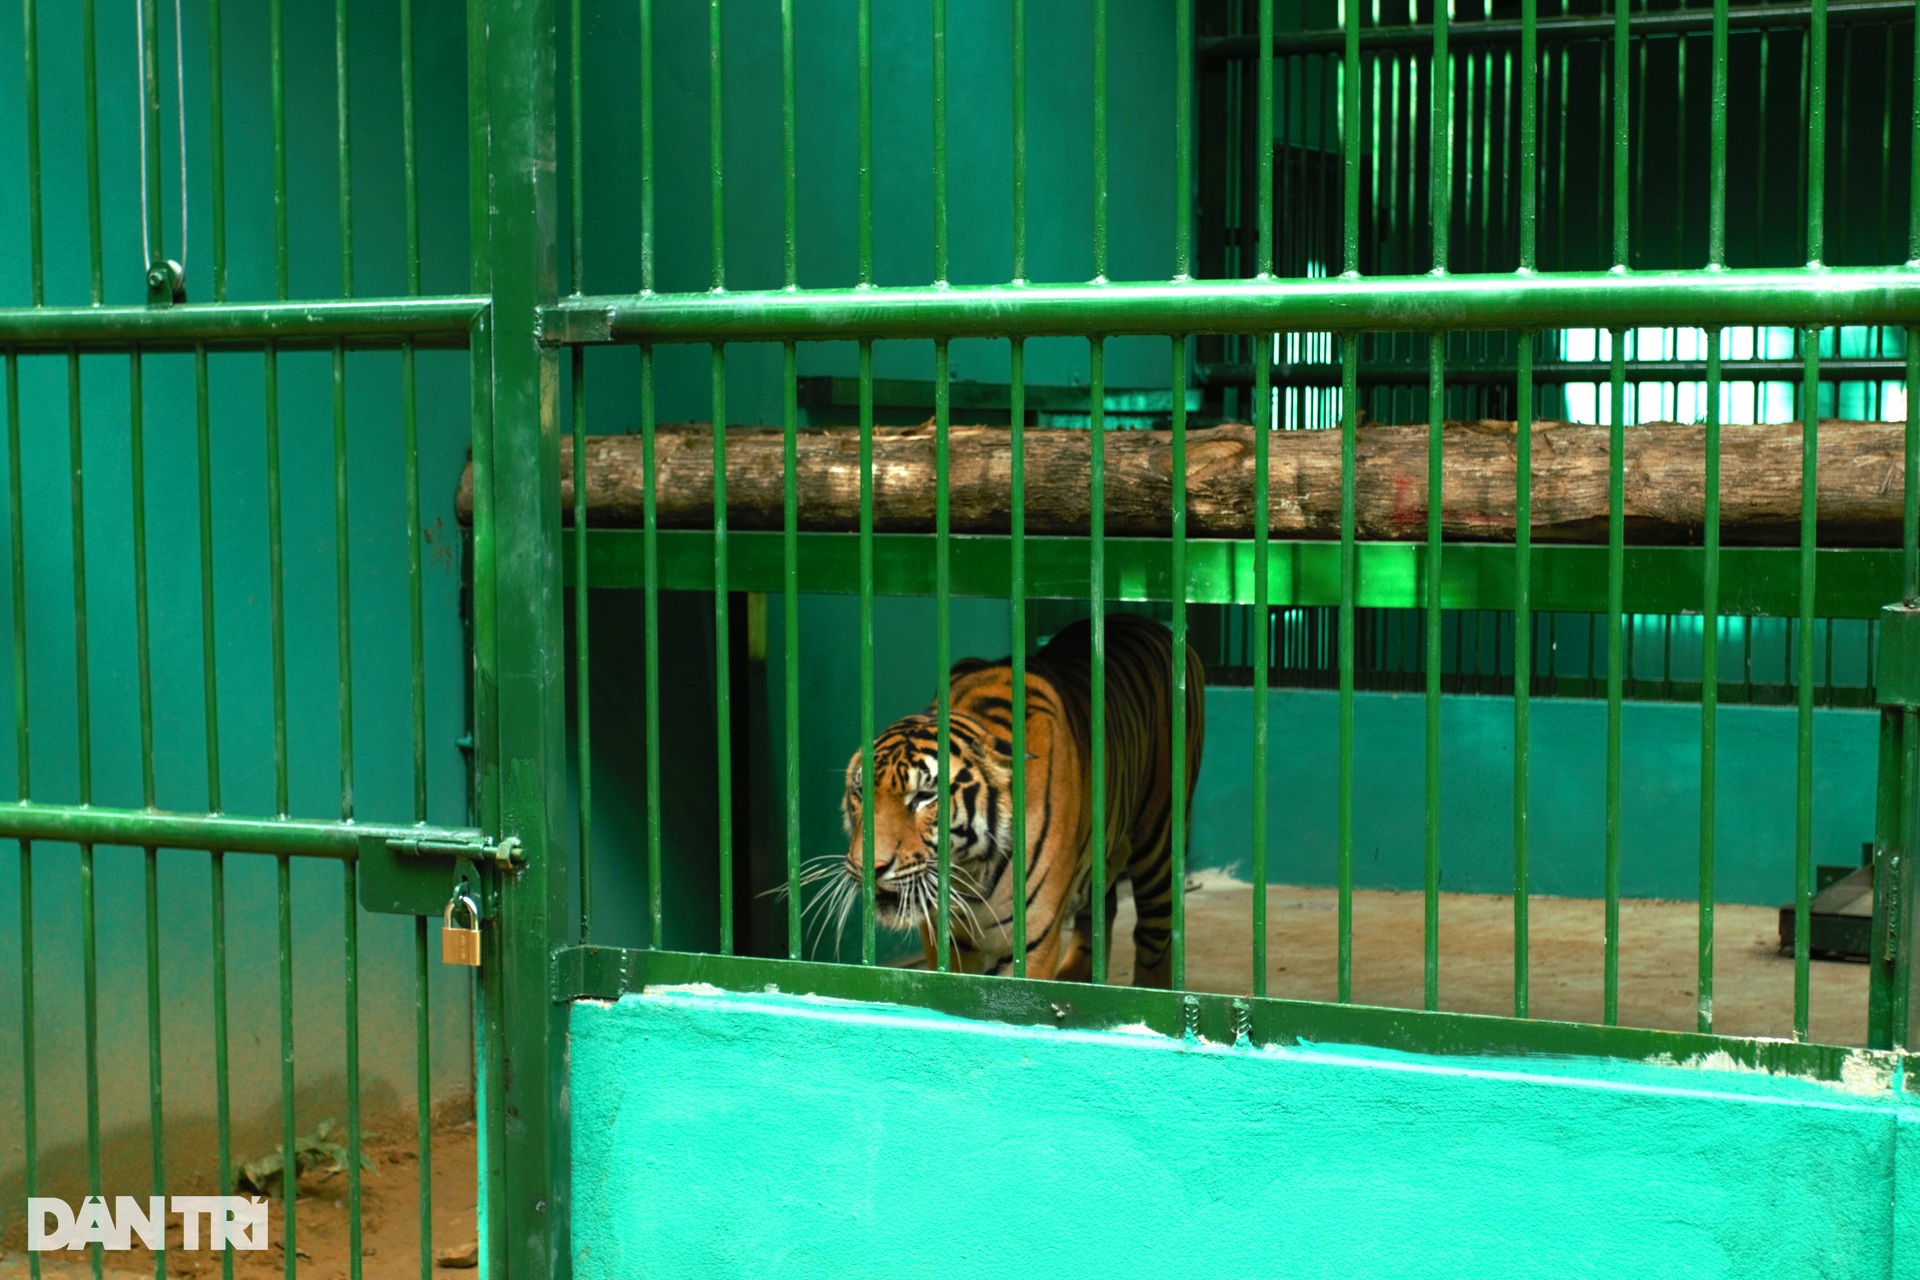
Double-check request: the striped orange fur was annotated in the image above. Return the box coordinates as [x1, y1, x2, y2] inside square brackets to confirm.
[840, 614, 1204, 987]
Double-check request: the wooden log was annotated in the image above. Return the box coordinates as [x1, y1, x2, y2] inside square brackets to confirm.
[453, 418, 1910, 545]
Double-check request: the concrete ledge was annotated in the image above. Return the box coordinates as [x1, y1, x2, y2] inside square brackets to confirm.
[572, 988, 1920, 1279]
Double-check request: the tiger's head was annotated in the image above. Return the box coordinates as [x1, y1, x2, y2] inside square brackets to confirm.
[841, 708, 1014, 932]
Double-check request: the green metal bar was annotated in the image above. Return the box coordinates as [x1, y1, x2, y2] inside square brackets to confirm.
[1093, 0, 1106, 281]
[209, 0, 225, 300]
[265, 347, 288, 815]
[81, 0, 100, 303]
[1009, 337, 1028, 977]
[1338, 336, 1357, 1004]
[1796, 336, 1820, 1040]
[67, 351, 90, 814]
[640, 0, 655, 292]
[1175, 0, 1190, 279]
[1252, 0, 1273, 1002]
[81, 837, 101, 1280]
[16, 835, 34, 1280]
[1701, 333, 1722, 1032]
[859, 342, 876, 964]
[934, 0, 948, 283]
[277, 852, 294, 1280]
[858, 0, 873, 285]
[642, 346, 663, 944]
[23, 0, 42, 305]
[144, 853, 164, 1280]
[1090, 338, 1107, 984]
[210, 851, 231, 1280]
[1170, 336, 1188, 991]
[271, 0, 287, 298]
[570, 0, 584, 297]
[1343, 0, 1360, 279]
[598, 532, 1909, 618]
[712, 346, 732, 955]
[132, 348, 165, 1280]
[1012, 0, 1026, 281]
[402, 0, 419, 294]
[0, 802, 481, 858]
[936, 339, 952, 970]
[477, 2, 570, 1275]
[1709, 0, 1727, 268]
[558, 943, 1920, 1079]
[1514, 0, 1537, 1021]
[334, 345, 355, 820]
[413, 917, 432, 1280]
[8, 345, 33, 1280]
[336, 0, 353, 294]
[1425, 335, 1443, 1014]
[0, 299, 488, 350]
[405, 338, 427, 819]
[343, 861, 361, 1280]
[1605, 337, 1626, 1026]
[549, 269, 1920, 345]
[782, 339, 801, 957]
[573, 345, 590, 940]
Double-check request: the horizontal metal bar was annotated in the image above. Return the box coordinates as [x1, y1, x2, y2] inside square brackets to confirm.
[1199, 0, 1905, 58]
[571, 529, 1903, 618]
[0, 800, 484, 859]
[1203, 357, 1911, 389]
[546, 269, 1920, 345]
[0, 296, 488, 351]
[551, 945, 1915, 1089]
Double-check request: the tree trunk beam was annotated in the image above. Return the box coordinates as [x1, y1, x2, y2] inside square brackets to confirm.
[454, 419, 1909, 546]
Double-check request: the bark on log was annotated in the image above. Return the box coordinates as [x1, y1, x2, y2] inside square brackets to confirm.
[453, 419, 1910, 546]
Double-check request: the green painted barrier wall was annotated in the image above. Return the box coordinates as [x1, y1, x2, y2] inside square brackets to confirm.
[571, 987, 1920, 1279]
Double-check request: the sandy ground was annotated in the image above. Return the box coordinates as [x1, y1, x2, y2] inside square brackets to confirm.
[0, 881, 1866, 1280]
[1104, 874, 1869, 1046]
[0, 1109, 479, 1280]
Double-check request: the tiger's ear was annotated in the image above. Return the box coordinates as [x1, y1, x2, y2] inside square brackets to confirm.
[949, 657, 991, 680]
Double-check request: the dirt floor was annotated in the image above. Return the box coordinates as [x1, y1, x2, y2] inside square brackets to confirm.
[0, 881, 1868, 1280]
[1107, 874, 1870, 1046]
[0, 1107, 479, 1280]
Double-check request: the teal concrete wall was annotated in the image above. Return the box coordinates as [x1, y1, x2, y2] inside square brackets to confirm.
[1191, 688, 1879, 906]
[571, 987, 1920, 1279]
[0, 0, 476, 1213]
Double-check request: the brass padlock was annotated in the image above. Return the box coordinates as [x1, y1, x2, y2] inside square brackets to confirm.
[442, 892, 482, 966]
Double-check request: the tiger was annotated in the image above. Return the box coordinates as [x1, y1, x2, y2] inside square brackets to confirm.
[838, 613, 1204, 988]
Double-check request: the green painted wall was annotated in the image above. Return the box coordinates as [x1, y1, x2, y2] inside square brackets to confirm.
[0, 0, 476, 1213]
[1191, 689, 1879, 906]
[571, 987, 1920, 1279]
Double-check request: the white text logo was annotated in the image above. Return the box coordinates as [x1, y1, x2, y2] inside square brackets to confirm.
[27, 1197, 270, 1251]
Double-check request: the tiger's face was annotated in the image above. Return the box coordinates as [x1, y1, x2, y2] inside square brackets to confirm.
[841, 711, 1013, 932]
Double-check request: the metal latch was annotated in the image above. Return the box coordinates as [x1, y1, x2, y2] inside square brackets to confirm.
[388, 833, 524, 872]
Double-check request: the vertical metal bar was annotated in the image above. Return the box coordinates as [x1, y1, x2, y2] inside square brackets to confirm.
[780, 0, 801, 960]
[1605, 337, 1625, 1026]
[335, 0, 353, 294]
[935, 340, 952, 970]
[1423, 0, 1447, 1013]
[23, 0, 43, 304]
[1792, 0, 1829, 1047]
[81, 0, 101, 302]
[1009, 2, 1028, 978]
[413, 917, 432, 1280]
[639, 0, 662, 945]
[1253, 0, 1274, 1002]
[1169, 0, 1193, 992]
[858, 0, 873, 287]
[1512, 0, 1537, 1021]
[276, 853, 295, 1280]
[209, 0, 226, 300]
[130, 348, 167, 1280]
[7, 348, 36, 1280]
[1090, 337, 1107, 984]
[401, 0, 426, 821]
[1338, 332, 1358, 1005]
[1700, 333, 1722, 1033]
[334, 344, 355, 822]
[265, 348, 288, 816]
[271, 0, 288, 298]
[1093, 0, 1107, 280]
[67, 357, 97, 1280]
[859, 340, 876, 965]
[711, 346, 732, 955]
[569, 0, 591, 945]
[641, 346, 662, 945]
[342, 861, 360, 1280]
